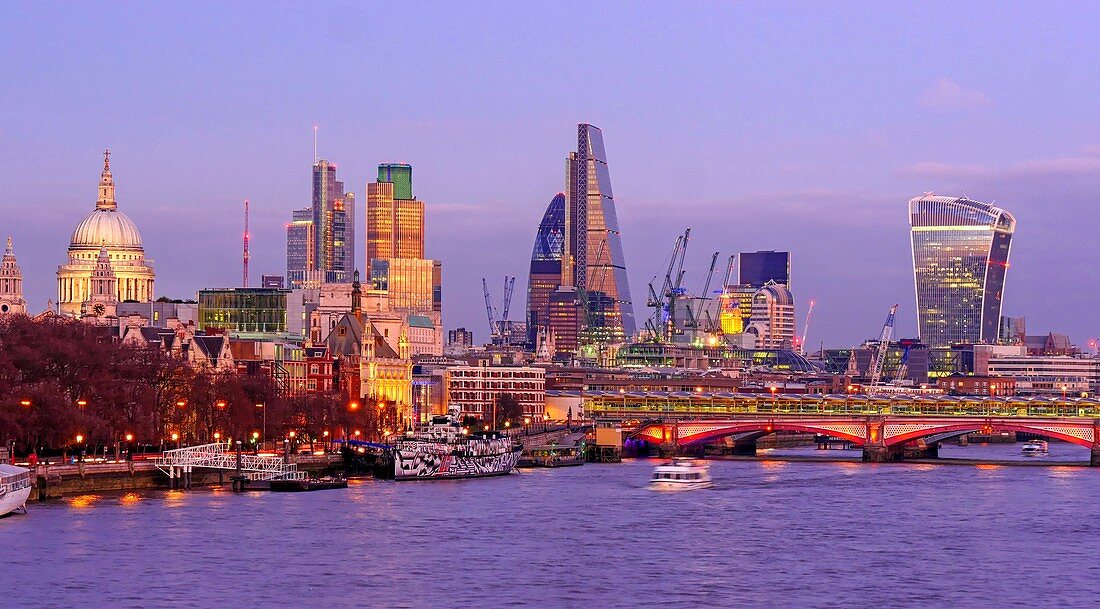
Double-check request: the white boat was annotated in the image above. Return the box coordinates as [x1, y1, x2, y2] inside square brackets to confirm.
[0, 464, 33, 516]
[649, 458, 713, 491]
[1021, 439, 1049, 457]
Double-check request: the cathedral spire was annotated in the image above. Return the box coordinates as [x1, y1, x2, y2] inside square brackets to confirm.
[96, 148, 117, 211]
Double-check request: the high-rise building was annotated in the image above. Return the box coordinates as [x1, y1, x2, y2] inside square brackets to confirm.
[562, 123, 635, 342]
[0, 237, 26, 316]
[365, 163, 438, 317]
[286, 160, 355, 288]
[286, 207, 314, 288]
[365, 174, 424, 275]
[909, 195, 1015, 347]
[526, 193, 566, 346]
[738, 251, 791, 289]
[745, 281, 796, 349]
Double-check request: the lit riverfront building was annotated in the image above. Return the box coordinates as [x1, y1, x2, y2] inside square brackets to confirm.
[57, 151, 155, 318]
[909, 194, 1015, 348]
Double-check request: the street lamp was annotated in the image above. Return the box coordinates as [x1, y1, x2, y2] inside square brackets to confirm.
[255, 403, 266, 442]
[171, 432, 180, 449]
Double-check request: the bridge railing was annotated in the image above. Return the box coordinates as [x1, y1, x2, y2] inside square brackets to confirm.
[586, 394, 1100, 419]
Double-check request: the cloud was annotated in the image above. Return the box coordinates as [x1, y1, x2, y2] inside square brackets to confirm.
[918, 78, 992, 110]
[898, 155, 1100, 182]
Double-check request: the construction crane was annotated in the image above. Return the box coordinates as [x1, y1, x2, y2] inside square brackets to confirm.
[645, 228, 691, 342]
[242, 199, 250, 287]
[797, 300, 816, 356]
[500, 275, 516, 329]
[482, 278, 496, 337]
[868, 304, 899, 389]
[483, 275, 518, 345]
[685, 251, 720, 334]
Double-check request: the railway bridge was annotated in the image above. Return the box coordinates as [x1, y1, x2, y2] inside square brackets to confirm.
[577, 391, 1100, 465]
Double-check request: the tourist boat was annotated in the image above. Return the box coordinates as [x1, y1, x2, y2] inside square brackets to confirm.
[648, 458, 713, 491]
[393, 415, 522, 480]
[1021, 439, 1049, 457]
[517, 444, 585, 468]
[0, 464, 33, 516]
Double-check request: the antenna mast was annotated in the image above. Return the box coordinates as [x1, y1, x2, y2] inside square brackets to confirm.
[243, 199, 251, 287]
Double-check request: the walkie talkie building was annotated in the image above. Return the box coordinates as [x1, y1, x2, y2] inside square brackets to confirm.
[909, 195, 1015, 347]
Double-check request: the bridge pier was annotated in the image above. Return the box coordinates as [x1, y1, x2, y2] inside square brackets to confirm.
[731, 439, 757, 456]
[862, 444, 902, 463]
[1091, 448, 1100, 467]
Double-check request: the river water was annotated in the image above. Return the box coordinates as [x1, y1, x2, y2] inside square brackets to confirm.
[3, 445, 1100, 609]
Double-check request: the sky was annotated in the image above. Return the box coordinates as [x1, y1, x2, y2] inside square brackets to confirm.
[4, 1, 1100, 348]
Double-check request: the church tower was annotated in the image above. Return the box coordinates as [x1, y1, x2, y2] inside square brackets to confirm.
[82, 244, 118, 319]
[0, 236, 27, 316]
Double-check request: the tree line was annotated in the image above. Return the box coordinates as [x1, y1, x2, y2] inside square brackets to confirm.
[0, 315, 397, 456]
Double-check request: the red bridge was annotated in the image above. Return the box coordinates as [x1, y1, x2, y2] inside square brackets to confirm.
[577, 391, 1100, 465]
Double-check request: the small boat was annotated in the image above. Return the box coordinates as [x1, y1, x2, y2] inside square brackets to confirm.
[0, 464, 33, 516]
[648, 458, 713, 491]
[270, 476, 348, 492]
[1021, 439, 1049, 457]
[517, 444, 586, 468]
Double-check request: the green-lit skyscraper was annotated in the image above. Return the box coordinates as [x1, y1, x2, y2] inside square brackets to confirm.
[909, 195, 1015, 347]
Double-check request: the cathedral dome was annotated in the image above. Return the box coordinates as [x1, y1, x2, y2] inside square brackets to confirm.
[70, 208, 143, 249]
[69, 149, 144, 250]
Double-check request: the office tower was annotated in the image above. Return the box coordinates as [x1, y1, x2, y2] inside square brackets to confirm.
[738, 251, 791, 289]
[562, 123, 636, 342]
[286, 208, 314, 288]
[909, 195, 1015, 347]
[745, 281, 796, 349]
[448, 327, 474, 348]
[365, 179, 425, 274]
[286, 159, 354, 287]
[548, 286, 581, 353]
[526, 193, 566, 346]
[366, 163, 437, 315]
[311, 160, 355, 283]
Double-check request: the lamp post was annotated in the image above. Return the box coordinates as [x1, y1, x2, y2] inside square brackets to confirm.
[256, 403, 266, 446]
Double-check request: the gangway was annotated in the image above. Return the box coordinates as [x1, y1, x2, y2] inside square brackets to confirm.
[155, 443, 307, 484]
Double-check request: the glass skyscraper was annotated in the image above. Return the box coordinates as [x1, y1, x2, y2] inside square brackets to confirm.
[564, 123, 636, 341]
[526, 193, 566, 345]
[909, 195, 1015, 347]
[738, 250, 791, 289]
[286, 159, 355, 287]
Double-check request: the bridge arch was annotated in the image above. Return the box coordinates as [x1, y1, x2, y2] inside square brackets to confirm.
[678, 422, 866, 447]
[886, 423, 1095, 449]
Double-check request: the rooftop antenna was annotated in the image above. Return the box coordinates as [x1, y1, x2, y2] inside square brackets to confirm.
[243, 199, 251, 287]
[313, 125, 318, 163]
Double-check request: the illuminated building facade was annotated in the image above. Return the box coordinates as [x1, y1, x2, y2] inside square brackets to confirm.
[197, 288, 289, 334]
[526, 193, 566, 346]
[57, 151, 155, 317]
[909, 195, 1015, 347]
[286, 208, 314, 288]
[365, 179, 424, 274]
[370, 258, 435, 312]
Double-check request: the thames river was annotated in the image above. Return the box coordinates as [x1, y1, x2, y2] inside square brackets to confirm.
[3, 445, 1100, 609]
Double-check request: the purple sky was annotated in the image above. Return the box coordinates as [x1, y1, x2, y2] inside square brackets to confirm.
[4, 2, 1100, 348]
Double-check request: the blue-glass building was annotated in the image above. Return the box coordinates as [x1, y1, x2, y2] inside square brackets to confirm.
[526, 193, 566, 345]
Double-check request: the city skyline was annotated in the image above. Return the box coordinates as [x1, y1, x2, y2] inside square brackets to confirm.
[5, 3, 1100, 347]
